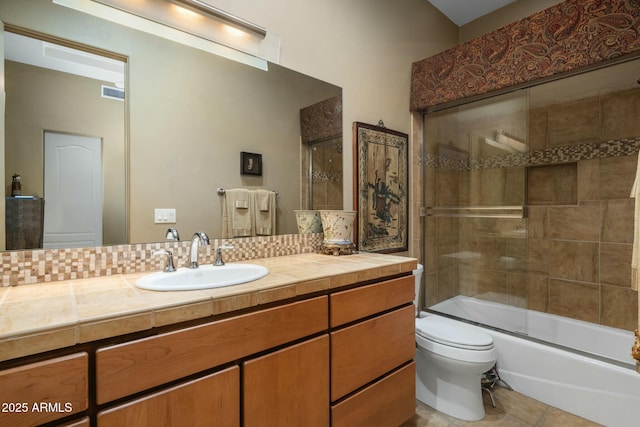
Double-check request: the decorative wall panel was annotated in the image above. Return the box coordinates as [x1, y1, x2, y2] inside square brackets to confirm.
[300, 95, 342, 143]
[411, 0, 640, 111]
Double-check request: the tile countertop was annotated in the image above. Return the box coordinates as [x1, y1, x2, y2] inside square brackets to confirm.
[0, 253, 417, 363]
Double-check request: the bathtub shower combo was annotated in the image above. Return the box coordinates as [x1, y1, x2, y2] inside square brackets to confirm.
[421, 58, 640, 427]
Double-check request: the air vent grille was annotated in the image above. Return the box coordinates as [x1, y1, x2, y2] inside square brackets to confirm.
[101, 85, 125, 101]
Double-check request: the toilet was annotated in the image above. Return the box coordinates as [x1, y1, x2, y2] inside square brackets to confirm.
[412, 264, 497, 421]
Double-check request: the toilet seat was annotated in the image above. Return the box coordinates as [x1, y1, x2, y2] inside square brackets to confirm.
[416, 315, 494, 351]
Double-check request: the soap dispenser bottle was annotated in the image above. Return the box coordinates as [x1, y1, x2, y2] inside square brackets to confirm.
[11, 174, 21, 197]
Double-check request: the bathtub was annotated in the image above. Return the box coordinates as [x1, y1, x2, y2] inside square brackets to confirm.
[426, 295, 640, 427]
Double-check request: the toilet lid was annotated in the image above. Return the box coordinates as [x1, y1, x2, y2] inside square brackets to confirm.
[416, 315, 494, 350]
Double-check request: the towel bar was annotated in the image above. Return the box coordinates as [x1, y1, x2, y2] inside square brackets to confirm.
[423, 205, 525, 219]
[217, 187, 278, 196]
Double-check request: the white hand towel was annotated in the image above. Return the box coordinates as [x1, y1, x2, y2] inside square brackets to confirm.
[253, 190, 276, 236]
[256, 189, 270, 211]
[222, 189, 253, 238]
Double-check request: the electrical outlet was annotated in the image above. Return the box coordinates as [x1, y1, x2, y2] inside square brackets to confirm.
[154, 208, 176, 224]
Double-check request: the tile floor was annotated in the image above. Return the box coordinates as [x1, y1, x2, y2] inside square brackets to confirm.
[401, 386, 603, 426]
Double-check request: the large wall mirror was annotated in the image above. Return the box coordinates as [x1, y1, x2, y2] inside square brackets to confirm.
[1, 0, 342, 251]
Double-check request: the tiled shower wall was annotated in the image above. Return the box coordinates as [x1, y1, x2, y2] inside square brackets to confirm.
[424, 86, 640, 332]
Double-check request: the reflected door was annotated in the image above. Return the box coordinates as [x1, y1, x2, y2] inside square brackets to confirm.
[43, 131, 103, 248]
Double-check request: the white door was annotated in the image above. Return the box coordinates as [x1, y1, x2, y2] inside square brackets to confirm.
[44, 131, 103, 248]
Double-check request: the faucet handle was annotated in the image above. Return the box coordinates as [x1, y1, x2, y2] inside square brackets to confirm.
[214, 245, 235, 266]
[153, 250, 177, 272]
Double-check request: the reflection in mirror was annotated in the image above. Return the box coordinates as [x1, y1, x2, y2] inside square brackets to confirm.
[1, 0, 342, 251]
[309, 137, 343, 210]
[299, 94, 343, 210]
[4, 29, 127, 250]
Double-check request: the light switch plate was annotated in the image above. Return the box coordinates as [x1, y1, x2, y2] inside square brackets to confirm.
[154, 208, 176, 223]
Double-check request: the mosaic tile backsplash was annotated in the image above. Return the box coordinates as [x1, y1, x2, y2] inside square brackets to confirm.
[1, 233, 324, 287]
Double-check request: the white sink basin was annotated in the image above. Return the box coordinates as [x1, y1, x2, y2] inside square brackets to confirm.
[136, 263, 269, 291]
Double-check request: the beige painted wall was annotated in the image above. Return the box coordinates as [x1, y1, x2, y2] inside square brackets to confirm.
[5, 61, 126, 245]
[0, 0, 457, 246]
[0, 0, 340, 242]
[0, 0, 582, 255]
[212, 0, 459, 211]
[459, 0, 565, 42]
[127, 48, 340, 241]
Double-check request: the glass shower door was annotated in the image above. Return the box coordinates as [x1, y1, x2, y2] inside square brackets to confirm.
[308, 137, 343, 210]
[422, 90, 529, 334]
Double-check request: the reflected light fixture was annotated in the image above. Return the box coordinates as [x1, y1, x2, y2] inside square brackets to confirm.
[484, 137, 517, 154]
[482, 130, 525, 154]
[496, 130, 525, 152]
[172, 0, 266, 37]
[52, 0, 280, 70]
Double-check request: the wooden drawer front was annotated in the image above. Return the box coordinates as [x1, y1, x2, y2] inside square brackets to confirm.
[331, 362, 415, 427]
[59, 417, 90, 427]
[97, 366, 239, 427]
[0, 352, 88, 427]
[330, 275, 414, 327]
[244, 335, 329, 427]
[331, 305, 415, 401]
[97, 296, 327, 404]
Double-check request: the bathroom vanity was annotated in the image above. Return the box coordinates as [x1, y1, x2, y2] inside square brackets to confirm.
[0, 253, 417, 426]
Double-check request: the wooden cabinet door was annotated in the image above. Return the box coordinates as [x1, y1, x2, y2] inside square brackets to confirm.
[97, 366, 239, 427]
[0, 352, 88, 427]
[244, 335, 330, 427]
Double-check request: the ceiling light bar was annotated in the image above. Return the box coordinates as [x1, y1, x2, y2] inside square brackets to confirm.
[172, 0, 266, 37]
[53, 0, 280, 69]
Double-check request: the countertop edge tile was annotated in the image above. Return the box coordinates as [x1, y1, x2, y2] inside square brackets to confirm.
[152, 300, 215, 327]
[0, 326, 77, 362]
[78, 312, 153, 343]
[211, 292, 259, 315]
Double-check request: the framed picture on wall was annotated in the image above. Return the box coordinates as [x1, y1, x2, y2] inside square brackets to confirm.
[241, 151, 262, 176]
[353, 121, 408, 253]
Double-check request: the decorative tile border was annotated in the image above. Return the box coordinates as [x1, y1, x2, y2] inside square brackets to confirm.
[411, 0, 640, 111]
[1, 233, 324, 287]
[423, 136, 640, 171]
[312, 170, 343, 183]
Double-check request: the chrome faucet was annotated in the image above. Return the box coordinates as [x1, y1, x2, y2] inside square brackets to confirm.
[214, 245, 234, 266]
[188, 231, 210, 268]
